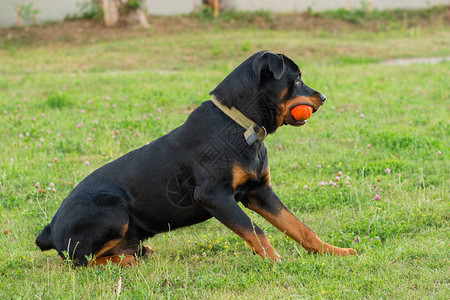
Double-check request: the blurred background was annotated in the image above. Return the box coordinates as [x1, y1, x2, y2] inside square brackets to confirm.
[1, 0, 449, 27]
[0, 1, 448, 298]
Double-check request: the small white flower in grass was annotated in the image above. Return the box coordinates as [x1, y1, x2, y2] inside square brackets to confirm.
[374, 194, 381, 200]
[437, 150, 442, 155]
[303, 185, 308, 189]
[359, 113, 365, 118]
[47, 163, 52, 167]
[409, 121, 413, 125]
[50, 182, 55, 187]
[367, 144, 371, 148]
[317, 164, 322, 168]
[385, 168, 391, 174]
[52, 188, 56, 193]
[35, 182, 40, 188]
[84, 161, 90, 166]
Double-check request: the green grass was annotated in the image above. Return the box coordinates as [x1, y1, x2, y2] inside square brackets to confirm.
[0, 12, 449, 299]
[321, 4, 448, 25]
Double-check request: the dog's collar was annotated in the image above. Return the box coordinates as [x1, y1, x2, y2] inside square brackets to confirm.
[211, 96, 267, 145]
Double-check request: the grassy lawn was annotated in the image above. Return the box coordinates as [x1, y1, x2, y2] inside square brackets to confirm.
[0, 10, 449, 299]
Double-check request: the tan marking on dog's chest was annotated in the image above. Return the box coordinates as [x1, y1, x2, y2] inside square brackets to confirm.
[232, 164, 257, 189]
[261, 166, 271, 187]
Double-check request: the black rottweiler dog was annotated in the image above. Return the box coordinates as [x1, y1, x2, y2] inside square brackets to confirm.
[36, 51, 356, 266]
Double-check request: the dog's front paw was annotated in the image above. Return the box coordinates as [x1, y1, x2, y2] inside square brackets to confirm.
[328, 246, 357, 256]
[342, 248, 357, 256]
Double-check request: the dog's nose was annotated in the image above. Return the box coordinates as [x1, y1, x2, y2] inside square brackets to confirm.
[318, 93, 326, 103]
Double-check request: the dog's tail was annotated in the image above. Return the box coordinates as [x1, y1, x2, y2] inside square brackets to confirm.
[36, 224, 54, 251]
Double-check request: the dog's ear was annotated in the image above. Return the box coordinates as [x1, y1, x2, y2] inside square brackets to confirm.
[210, 51, 286, 109]
[268, 53, 285, 80]
[252, 51, 286, 82]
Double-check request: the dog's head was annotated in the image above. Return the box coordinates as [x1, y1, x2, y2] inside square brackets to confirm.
[210, 51, 326, 134]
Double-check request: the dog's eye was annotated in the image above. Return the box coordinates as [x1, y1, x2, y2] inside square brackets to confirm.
[295, 77, 301, 85]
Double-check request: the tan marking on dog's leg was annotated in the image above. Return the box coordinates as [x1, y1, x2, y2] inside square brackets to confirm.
[91, 254, 138, 267]
[238, 229, 281, 262]
[248, 205, 356, 256]
[88, 222, 130, 266]
[143, 245, 155, 256]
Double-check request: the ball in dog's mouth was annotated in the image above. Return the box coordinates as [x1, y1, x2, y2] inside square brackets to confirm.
[291, 105, 313, 121]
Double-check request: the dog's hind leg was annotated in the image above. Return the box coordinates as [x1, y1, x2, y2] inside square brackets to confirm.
[88, 224, 154, 267]
[90, 254, 138, 267]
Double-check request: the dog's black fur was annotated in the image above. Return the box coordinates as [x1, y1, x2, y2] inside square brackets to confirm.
[36, 51, 355, 266]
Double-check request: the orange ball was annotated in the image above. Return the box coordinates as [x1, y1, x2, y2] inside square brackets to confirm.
[291, 105, 313, 121]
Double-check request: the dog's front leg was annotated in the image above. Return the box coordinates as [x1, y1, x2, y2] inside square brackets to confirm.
[195, 187, 281, 262]
[244, 186, 357, 256]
